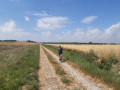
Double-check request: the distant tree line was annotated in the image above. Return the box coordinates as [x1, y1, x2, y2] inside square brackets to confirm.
[42, 42, 119, 45]
[0, 40, 119, 44]
[0, 40, 17, 42]
[26, 40, 36, 43]
[0, 40, 36, 43]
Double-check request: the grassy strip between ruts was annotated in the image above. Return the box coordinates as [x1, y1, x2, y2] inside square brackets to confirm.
[0, 45, 40, 90]
[43, 44, 120, 90]
[42, 47, 71, 85]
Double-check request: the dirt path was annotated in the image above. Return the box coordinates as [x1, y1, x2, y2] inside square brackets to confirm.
[38, 46, 85, 90]
[38, 46, 64, 90]
[42, 46, 111, 90]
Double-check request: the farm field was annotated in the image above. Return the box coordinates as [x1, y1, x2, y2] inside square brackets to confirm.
[1, 42, 120, 90]
[0, 42, 40, 90]
[47, 44, 120, 75]
[47, 44, 120, 61]
[48, 44, 120, 73]
[44, 44, 120, 90]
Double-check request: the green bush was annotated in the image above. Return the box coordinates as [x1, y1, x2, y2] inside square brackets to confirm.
[98, 55, 118, 70]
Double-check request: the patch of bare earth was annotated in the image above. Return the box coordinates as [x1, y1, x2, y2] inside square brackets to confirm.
[42, 46, 113, 90]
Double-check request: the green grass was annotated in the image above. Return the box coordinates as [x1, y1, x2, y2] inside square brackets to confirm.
[0, 45, 40, 90]
[43, 44, 120, 90]
[43, 47, 71, 85]
[61, 77, 71, 85]
[56, 68, 66, 75]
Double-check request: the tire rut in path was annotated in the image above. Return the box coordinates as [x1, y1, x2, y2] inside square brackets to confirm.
[38, 46, 64, 90]
[42, 46, 112, 90]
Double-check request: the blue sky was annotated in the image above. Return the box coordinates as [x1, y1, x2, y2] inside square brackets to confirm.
[0, 0, 120, 43]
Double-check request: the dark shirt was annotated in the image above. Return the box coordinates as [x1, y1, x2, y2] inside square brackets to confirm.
[59, 47, 62, 55]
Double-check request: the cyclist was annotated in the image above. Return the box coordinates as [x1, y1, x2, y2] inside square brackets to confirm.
[58, 46, 62, 62]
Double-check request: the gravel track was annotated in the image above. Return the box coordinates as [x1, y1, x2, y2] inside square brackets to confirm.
[42, 46, 111, 90]
[38, 46, 64, 90]
[38, 46, 83, 90]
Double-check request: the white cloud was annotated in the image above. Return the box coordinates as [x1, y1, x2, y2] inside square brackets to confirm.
[33, 11, 49, 17]
[0, 20, 22, 33]
[81, 16, 98, 24]
[56, 28, 101, 42]
[70, 27, 104, 42]
[74, 28, 85, 37]
[0, 20, 35, 40]
[24, 16, 30, 21]
[37, 16, 68, 30]
[105, 23, 120, 36]
[87, 27, 100, 37]
[56, 22, 120, 43]
[56, 31, 71, 42]
[104, 22, 120, 42]
[41, 31, 51, 37]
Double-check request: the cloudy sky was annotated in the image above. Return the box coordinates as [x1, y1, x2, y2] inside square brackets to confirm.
[0, 0, 120, 43]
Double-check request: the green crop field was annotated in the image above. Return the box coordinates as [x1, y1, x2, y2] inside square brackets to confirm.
[0, 42, 40, 90]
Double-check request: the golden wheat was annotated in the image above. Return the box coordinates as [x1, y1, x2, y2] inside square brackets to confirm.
[48, 44, 120, 61]
[0, 42, 38, 46]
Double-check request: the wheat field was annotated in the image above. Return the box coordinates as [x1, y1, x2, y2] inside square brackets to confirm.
[48, 44, 120, 61]
[0, 42, 38, 46]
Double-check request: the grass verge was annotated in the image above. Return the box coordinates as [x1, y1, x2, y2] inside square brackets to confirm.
[0, 45, 40, 90]
[43, 44, 120, 90]
[43, 47, 71, 85]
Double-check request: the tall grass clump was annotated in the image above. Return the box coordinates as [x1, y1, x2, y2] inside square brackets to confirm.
[0, 45, 40, 90]
[43, 44, 120, 90]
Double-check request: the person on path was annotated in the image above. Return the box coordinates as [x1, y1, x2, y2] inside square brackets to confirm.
[58, 46, 63, 61]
